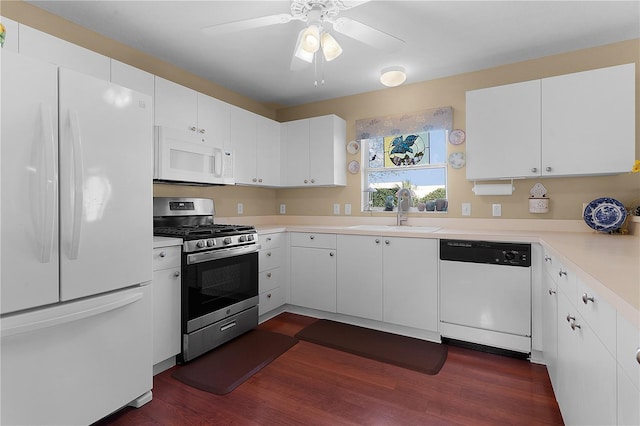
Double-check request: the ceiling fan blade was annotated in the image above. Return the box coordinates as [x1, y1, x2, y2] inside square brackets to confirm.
[332, 17, 405, 52]
[202, 14, 294, 36]
[338, 0, 371, 10]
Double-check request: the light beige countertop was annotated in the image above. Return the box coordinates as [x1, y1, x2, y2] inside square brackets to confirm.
[249, 217, 639, 327]
[153, 236, 183, 248]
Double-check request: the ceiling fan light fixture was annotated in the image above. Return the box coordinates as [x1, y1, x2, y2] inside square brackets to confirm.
[320, 32, 342, 61]
[294, 28, 314, 63]
[301, 24, 320, 53]
[380, 66, 406, 87]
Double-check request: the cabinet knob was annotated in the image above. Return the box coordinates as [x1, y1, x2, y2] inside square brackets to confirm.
[266, 272, 272, 278]
[385, 240, 390, 245]
[309, 235, 315, 240]
[258, 178, 263, 183]
[531, 167, 537, 173]
[375, 239, 380, 244]
[548, 288, 556, 295]
[636, 348, 640, 365]
[570, 320, 581, 331]
[544, 255, 551, 263]
[267, 252, 272, 257]
[159, 251, 166, 258]
[252, 178, 258, 182]
[558, 270, 567, 278]
[582, 293, 595, 304]
[329, 252, 334, 257]
[266, 237, 272, 242]
[304, 179, 308, 184]
[545, 166, 552, 172]
[189, 126, 197, 132]
[310, 179, 315, 183]
[173, 271, 180, 278]
[198, 128, 205, 134]
[566, 313, 575, 323]
[267, 293, 272, 299]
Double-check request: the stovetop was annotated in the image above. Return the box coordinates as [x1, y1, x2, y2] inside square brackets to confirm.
[153, 224, 256, 240]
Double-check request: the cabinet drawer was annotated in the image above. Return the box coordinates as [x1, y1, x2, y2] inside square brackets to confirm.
[548, 255, 576, 301]
[259, 247, 282, 272]
[259, 267, 281, 293]
[153, 246, 181, 271]
[259, 286, 285, 316]
[576, 277, 616, 356]
[259, 233, 283, 250]
[290, 232, 336, 249]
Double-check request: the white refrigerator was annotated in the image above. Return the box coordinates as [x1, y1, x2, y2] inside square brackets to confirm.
[1, 50, 153, 425]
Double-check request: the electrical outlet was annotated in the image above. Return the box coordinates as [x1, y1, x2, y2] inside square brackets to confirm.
[344, 204, 352, 215]
[461, 203, 471, 216]
[492, 204, 502, 217]
[333, 203, 340, 215]
[279, 204, 286, 214]
[237, 203, 243, 215]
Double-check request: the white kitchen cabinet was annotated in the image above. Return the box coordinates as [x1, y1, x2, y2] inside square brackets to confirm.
[152, 243, 182, 374]
[258, 232, 286, 316]
[541, 257, 559, 389]
[110, 59, 154, 97]
[290, 233, 337, 312]
[337, 235, 383, 321]
[231, 107, 281, 186]
[1, 17, 19, 52]
[18, 23, 110, 80]
[281, 115, 346, 187]
[383, 237, 438, 331]
[154, 76, 230, 150]
[617, 312, 640, 426]
[555, 281, 617, 426]
[466, 63, 635, 180]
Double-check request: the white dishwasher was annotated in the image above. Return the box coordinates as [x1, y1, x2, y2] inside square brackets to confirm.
[439, 239, 532, 355]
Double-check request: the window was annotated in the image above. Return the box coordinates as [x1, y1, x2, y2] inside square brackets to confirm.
[361, 129, 448, 212]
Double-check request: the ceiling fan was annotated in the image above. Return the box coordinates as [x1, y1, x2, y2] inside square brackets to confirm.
[202, 0, 405, 67]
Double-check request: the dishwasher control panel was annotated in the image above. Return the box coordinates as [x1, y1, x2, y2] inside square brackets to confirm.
[440, 239, 531, 267]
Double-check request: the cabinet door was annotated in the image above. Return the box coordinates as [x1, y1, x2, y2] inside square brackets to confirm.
[336, 235, 383, 321]
[256, 115, 281, 186]
[309, 115, 346, 186]
[154, 76, 198, 132]
[383, 238, 438, 331]
[466, 80, 541, 180]
[1, 16, 19, 52]
[542, 63, 635, 176]
[230, 106, 258, 185]
[541, 271, 558, 388]
[281, 119, 310, 186]
[290, 247, 336, 312]
[197, 94, 230, 150]
[152, 267, 181, 364]
[110, 59, 154, 96]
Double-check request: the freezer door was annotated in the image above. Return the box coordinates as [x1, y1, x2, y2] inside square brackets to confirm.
[1, 51, 60, 314]
[58, 68, 153, 300]
[1, 284, 153, 425]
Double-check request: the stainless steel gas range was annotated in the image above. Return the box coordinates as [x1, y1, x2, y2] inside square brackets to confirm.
[153, 197, 260, 363]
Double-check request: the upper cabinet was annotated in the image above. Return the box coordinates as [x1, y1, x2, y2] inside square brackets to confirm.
[466, 63, 635, 180]
[154, 76, 231, 152]
[18, 24, 110, 80]
[1, 17, 19, 53]
[281, 114, 346, 187]
[110, 59, 154, 97]
[230, 106, 281, 187]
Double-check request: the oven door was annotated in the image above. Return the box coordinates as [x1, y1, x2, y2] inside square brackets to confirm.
[182, 249, 258, 333]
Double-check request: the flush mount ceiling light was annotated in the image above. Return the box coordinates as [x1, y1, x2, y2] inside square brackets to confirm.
[380, 66, 407, 87]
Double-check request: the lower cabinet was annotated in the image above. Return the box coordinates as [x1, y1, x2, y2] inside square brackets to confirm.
[152, 244, 182, 373]
[336, 235, 438, 331]
[258, 232, 286, 316]
[541, 267, 558, 388]
[616, 312, 640, 426]
[290, 233, 337, 312]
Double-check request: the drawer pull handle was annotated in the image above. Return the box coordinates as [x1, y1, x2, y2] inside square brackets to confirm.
[267, 293, 272, 299]
[566, 313, 575, 323]
[173, 271, 180, 278]
[570, 320, 581, 331]
[329, 252, 334, 257]
[159, 251, 166, 258]
[558, 270, 567, 278]
[544, 256, 551, 263]
[548, 288, 556, 295]
[220, 321, 236, 332]
[582, 293, 595, 304]
[636, 348, 640, 365]
[266, 272, 272, 278]
[266, 237, 272, 242]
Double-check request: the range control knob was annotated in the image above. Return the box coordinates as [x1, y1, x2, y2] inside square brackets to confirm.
[504, 251, 515, 261]
[206, 239, 215, 247]
[196, 240, 206, 248]
[223, 237, 232, 245]
[238, 235, 247, 243]
[247, 234, 254, 241]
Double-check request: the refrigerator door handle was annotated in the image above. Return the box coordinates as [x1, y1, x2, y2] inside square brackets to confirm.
[39, 102, 57, 263]
[68, 109, 85, 260]
[1, 292, 143, 338]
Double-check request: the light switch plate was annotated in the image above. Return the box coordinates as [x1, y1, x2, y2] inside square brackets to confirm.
[461, 203, 471, 216]
[333, 203, 340, 215]
[492, 204, 502, 217]
[344, 204, 352, 215]
[279, 204, 286, 214]
[237, 203, 243, 215]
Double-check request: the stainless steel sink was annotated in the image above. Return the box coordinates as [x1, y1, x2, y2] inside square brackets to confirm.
[348, 225, 440, 233]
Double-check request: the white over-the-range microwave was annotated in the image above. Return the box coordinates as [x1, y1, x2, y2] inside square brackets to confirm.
[154, 126, 234, 185]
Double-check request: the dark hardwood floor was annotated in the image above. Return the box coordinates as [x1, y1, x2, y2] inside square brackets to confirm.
[96, 312, 564, 425]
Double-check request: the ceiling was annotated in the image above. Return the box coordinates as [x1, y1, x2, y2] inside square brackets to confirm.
[27, 1, 640, 108]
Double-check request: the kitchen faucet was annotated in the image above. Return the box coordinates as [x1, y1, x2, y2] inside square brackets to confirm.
[396, 188, 412, 226]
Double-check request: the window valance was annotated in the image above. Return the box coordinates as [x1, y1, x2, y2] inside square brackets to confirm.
[355, 106, 453, 140]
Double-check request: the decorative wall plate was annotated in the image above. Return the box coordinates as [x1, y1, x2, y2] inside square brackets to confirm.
[348, 160, 360, 174]
[448, 129, 466, 145]
[448, 152, 465, 169]
[583, 197, 627, 232]
[347, 140, 360, 155]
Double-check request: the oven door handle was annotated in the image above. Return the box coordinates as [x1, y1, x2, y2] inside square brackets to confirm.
[186, 244, 261, 264]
